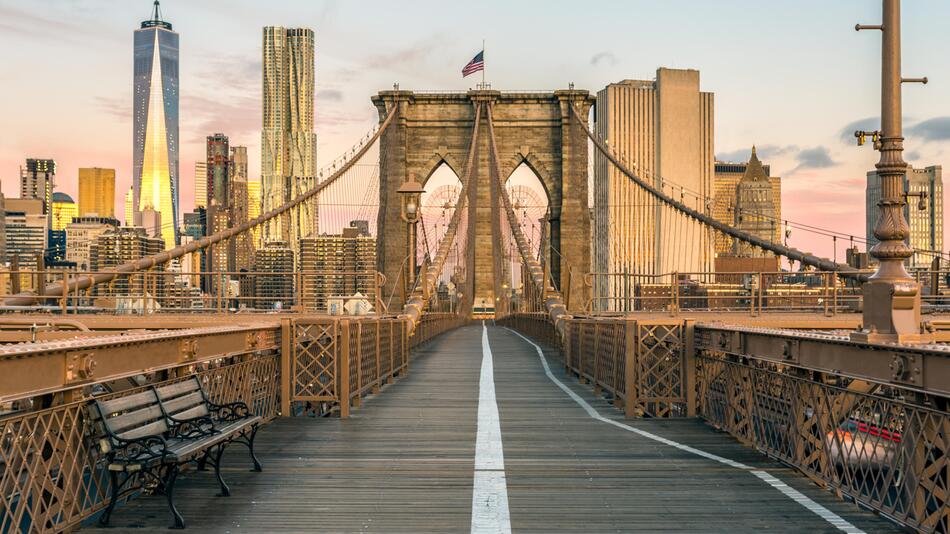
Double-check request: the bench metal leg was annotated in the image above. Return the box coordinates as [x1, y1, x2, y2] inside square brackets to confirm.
[248, 425, 262, 472]
[197, 450, 210, 471]
[231, 425, 263, 472]
[164, 465, 185, 529]
[99, 469, 121, 526]
[213, 444, 231, 497]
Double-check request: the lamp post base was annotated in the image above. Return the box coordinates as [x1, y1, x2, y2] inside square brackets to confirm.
[850, 279, 933, 344]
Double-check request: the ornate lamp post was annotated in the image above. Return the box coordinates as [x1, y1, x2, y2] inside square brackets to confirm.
[398, 176, 425, 295]
[853, 0, 930, 343]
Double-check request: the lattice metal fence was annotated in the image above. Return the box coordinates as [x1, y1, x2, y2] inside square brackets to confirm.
[502, 315, 690, 418]
[697, 354, 950, 533]
[283, 316, 416, 417]
[0, 353, 279, 534]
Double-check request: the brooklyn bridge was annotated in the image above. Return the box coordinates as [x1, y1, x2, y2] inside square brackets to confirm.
[2, 1, 949, 533]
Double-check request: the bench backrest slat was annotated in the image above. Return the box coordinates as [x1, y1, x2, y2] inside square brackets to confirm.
[119, 419, 169, 441]
[95, 388, 169, 443]
[155, 379, 200, 399]
[108, 404, 165, 434]
[160, 391, 207, 418]
[155, 378, 211, 422]
[172, 405, 210, 422]
[97, 390, 159, 415]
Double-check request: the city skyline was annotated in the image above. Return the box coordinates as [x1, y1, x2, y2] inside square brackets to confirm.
[2, 1, 950, 259]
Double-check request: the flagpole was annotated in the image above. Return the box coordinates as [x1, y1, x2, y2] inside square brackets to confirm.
[482, 39, 485, 87]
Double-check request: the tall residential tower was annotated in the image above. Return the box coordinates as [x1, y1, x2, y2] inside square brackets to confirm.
[20, 158, 56, 227]
[133, 0, 179, 250]
[262, 26, 317, 250]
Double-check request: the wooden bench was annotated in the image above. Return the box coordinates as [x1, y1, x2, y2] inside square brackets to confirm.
[92, 376, 262, 529]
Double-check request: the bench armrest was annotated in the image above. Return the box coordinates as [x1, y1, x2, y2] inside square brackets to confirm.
[208, 401, 251, 422]
[166, 414, 216, 439]
[107, 434, 170, 465]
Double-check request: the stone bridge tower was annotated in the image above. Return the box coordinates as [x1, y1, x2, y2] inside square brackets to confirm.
[373, 89, 594, 314]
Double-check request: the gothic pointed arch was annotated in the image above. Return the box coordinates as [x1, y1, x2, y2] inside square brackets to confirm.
[419, 150, 465, 188]
[500, 151, 554, 204]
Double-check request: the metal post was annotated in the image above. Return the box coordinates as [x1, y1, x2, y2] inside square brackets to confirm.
[407, 221, 416, 295]
[144, 270, 151, 315]
[757, 272, 764, 316]
[623, 319, 638, 418]
[339, 319, 351, 418]
[280, 318, 293, 417]
[35, 253, 46, 304]
[10, 256, 20, 295]
[671, 272, 679, 317]
[61, 270, 69, 315]
[854, 0, 931, 342]
[682, 319, 697, 417]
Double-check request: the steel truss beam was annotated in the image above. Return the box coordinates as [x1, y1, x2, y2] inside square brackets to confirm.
[0, 325, 278, 403]
[696, 323, 950, 397]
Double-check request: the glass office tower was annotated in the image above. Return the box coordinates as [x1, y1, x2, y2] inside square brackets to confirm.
[133, 1, 179, 249]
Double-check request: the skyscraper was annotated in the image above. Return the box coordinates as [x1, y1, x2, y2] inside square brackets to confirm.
[133, 0, 179, 250]
[20, 158, 56, 227]
[194, 161, 207, 209]
[247, 178, 262, 245]
[592, 69, 715, 286]
[124, 187, 134, 226]
[206, 134, 230, 279]
[867, 165, 943, 269]
[51, 192, 78, 231]
[731, 149, 778, 258]
[78, 167, 116, 217]
[230, 146, 254, 271]
[207, 134, 230, 210]
[4, 198, 47, 277]
[713, 149, 782, 256]
[262, 26, 317, 250]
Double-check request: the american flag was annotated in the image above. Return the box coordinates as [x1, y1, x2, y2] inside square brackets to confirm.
[462, 50, 484, 77]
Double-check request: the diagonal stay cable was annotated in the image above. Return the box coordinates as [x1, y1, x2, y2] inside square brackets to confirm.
[402, 103, 483, 330]
[567, 104, 867, 282]
[485, 103, 571, 334]
[4, 107, 399, 306]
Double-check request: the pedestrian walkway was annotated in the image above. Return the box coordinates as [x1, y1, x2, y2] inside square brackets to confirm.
[84, 324, 900, 533]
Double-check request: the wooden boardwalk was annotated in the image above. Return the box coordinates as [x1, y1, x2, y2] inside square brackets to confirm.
[84, 324, 901, 533]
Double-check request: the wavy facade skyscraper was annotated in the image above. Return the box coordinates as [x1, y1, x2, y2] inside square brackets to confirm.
[262, 26, 317, 250]
[133, 1, 179, 250]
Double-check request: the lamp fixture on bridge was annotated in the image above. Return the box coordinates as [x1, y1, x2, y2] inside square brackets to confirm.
[854, 130, 881, 149]
[904, 191, 928, 211]
[398, 176, 426, 296]
[398, 177, 425, 224]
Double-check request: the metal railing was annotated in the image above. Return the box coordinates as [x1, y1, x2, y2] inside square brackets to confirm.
[500, 313, 950, 533]
[0, 269, 387, 315]
[586, 271, 877, 315]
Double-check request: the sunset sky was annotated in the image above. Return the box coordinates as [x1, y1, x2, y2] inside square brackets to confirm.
[2, 0, 950, 260]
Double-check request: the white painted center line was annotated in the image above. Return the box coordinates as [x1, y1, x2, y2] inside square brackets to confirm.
[504, 327, 865, 534]
[471, 322, 512, 534]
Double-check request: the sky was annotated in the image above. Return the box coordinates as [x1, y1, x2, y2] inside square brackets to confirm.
[2, 0, 950, 261]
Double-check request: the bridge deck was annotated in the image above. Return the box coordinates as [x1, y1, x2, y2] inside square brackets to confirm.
[86, 324, 900, 533]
